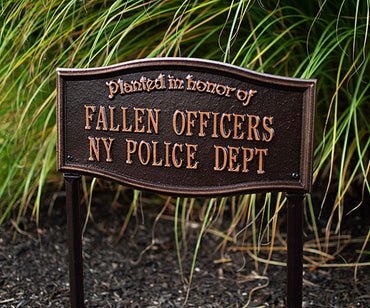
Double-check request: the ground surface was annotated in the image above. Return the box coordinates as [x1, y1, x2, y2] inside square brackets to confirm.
[0, 191, 369, 307]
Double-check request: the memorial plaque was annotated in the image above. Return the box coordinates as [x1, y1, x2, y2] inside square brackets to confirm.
[57, 58, 316, 196]
[57, 58, 316, 308]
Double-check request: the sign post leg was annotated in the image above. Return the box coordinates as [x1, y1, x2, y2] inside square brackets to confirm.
[286, 192, 305, 308]
[64, 173, 85, 308]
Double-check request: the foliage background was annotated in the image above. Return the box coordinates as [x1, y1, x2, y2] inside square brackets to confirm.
[0, 0, 369, 273]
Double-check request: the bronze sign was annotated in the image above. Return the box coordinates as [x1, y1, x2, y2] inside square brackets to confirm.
[57, 58, 316, 196]
[57, 58, 316, 308]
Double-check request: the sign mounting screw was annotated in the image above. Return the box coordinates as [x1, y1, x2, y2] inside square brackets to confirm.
[67, 155, 73, 161]
[291, 173, 299, 179]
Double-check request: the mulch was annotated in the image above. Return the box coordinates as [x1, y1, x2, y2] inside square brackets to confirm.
[0, 191, 369, 307]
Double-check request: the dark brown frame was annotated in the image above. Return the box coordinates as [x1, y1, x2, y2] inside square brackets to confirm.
[57, 58, 316, 196]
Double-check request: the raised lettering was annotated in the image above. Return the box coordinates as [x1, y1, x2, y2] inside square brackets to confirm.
[121, 107, 133, 132]
[196, 80, 207, 92]
[109, 106, 120, 132]
[228, 146, 240, 172]
[215, 84, 226, 96]
[206, 81, 216, 94]
[88, 137, 100, 161]
[236, 89, 248, 101]
[131, 79, 142, 92]
[255, 148, 268, 174]
[172, 143, 183, 168]
[96, 106, 108, 131]
[186, 110, 198, 136]
[126, 139, 137, 164]
[262, 116, 274, 142]
[154, 74, 165, 90]
[242, 147, 254, 173]
[147, 108, 160, 134]
[138, 141, 151, 165]
[233, 113, 245, 140]
[173, 110, 186, 136]
[84, 105, 96, 130]
[88, 137, 114, 163]
[106, 81, 118, 99]
[134, 107, 146, 133]
[152, 141, 163, 167]
[247, 114, 260, 141]
[220, 113, 232, 138]
[123, 82, 133, 93]
[214, 145, 228, 171]
[168, 75, 184, 90]
[211, 112, 219, 138]
[199, 111, 210, 137]
[185, 143, 198, 169]
[225, 86, 236, 97]
[140, 76, 147, 91]
[102, 137, 114, 162]
[186, 74, 196, 91]
[164, 142, 171, 167]
[117, 79, 124, 94]
[243, 90, 257, 106]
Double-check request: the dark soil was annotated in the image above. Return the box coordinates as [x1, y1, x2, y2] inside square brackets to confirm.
[0, 191, 369, 307]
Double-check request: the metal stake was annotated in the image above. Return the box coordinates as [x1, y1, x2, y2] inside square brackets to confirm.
[286, 192, 305, 308]
[64, 173, 85, 308]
